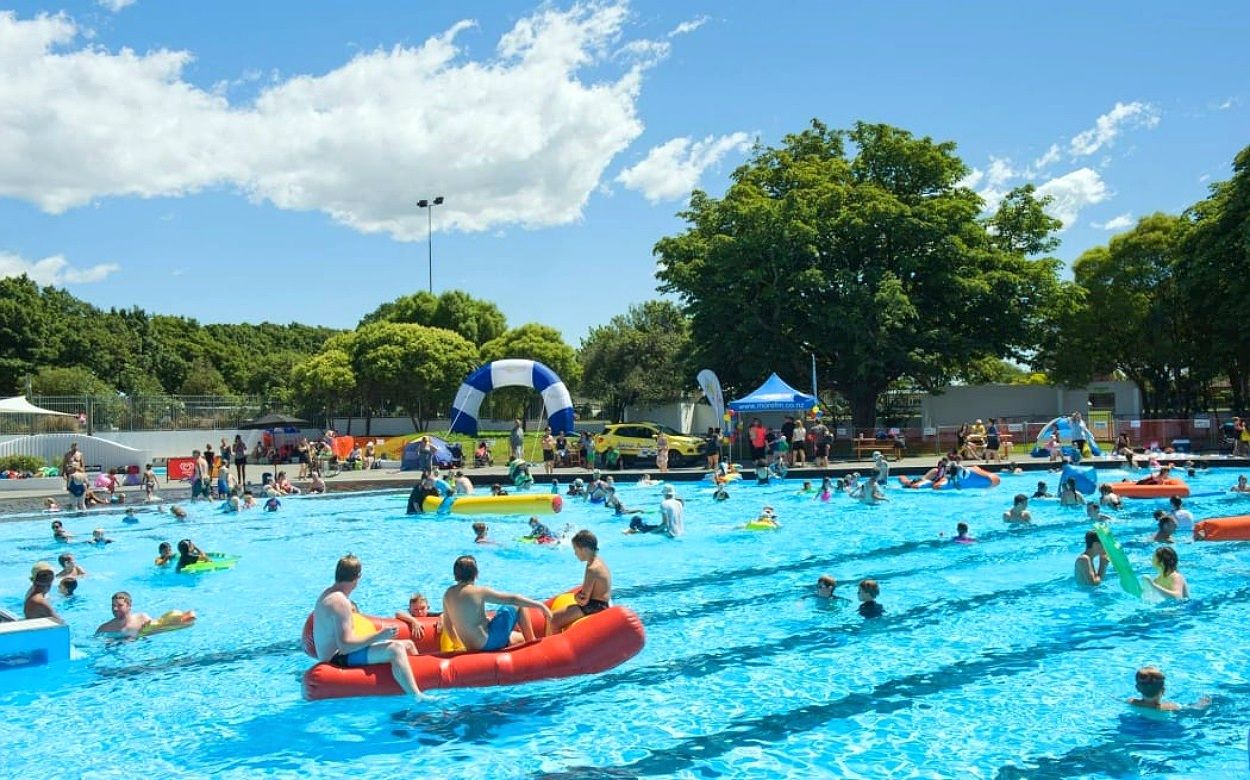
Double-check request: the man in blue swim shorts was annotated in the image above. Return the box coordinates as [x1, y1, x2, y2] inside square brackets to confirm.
[312, 555, 425, 698]
[442, 555, 553, 651]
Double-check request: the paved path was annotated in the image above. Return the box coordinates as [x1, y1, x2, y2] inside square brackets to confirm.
[5, 452, 1247, 512]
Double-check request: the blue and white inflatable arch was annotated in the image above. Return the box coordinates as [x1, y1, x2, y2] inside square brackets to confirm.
[448, 359, 575, 437]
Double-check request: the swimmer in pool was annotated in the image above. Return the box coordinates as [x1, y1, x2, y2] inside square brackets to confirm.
[393, 592, 433, 640]
[713, 484, 730, 501]
[952, 522, 975, 543]
[551, 530, 612, 631]
[815, 575, 837, 599]
[56, 553, 86, 579]
[155, 542, 175, 567]
[1232, 475, 1250, 494]
[1058, 478, 1084, 507]
[1003, 494, 1032, 524]
[95, 591, 154, 638]
[1153, 512, 1177, 544]
[313, 555, 423, 698]
[44, 497, 61, 512]
[524, 516, 555, 542]
[1147, 546, 1189, 600]
[1128, 666, 1210, 712]
[1084, 501, 1113, 523]
[857, 579, 883, 618]
[1074, 530, 1108, 586]
[472, 522, 495, 545]
[170, 504, 187, 520]
[1098, 483, 1123, 509]
[91, 528, 113, 546]
[1032, 481, 1052, 499]
[51, 520, 71, 542]
[441, 555, 552, 651]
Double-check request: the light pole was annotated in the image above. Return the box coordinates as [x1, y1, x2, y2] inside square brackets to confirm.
[417, 196, 444, 293]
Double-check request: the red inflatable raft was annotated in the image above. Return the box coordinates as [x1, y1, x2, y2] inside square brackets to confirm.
[1106, 479, 1190, 499]
[300, 595, 645, 700]
[1193, 515, 1250, 541]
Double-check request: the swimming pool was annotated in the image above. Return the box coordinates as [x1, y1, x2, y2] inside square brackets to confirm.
[2, 468, 1248, 777]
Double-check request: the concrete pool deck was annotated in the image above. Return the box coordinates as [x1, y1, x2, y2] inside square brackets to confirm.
[3, 451, 1248, 511]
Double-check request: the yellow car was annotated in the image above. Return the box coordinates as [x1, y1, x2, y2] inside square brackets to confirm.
[594, 422, 706, 468]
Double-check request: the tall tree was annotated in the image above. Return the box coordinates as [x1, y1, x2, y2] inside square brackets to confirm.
[579, 301, 692, 422]
[1044, 213, 1209, 416]
[349, 322, 480, 430]
[358, 290, 506, 346]
[655, 120, 1066, 427]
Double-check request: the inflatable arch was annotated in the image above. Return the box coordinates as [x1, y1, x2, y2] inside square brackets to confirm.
[448, 360, 574, 437]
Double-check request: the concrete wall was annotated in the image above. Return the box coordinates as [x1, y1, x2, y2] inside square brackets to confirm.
[0, 433, 154, 472]
[918, 381, 1142, 427]
[92, 429, 320, 457]
[623, 402, 720, 434]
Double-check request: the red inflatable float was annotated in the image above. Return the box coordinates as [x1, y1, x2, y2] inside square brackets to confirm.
[1193, 515, 1250, 541]
[1106, 479, 1190, 499]
[300, 593, 645, 700]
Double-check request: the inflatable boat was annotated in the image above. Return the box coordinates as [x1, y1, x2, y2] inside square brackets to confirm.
[1106, 479, 1190, 499]
[301, 593, 644, 700]
[899, 465, 1001, 490]
[419, 493, 562, 515]
[1193, 515, 1250, 541]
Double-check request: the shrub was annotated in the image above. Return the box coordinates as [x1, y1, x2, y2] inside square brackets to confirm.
[0, 454, 47, 472]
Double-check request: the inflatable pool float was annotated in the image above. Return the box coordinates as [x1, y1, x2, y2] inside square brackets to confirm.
[1193, 516, 1250, 541]
[178, 553, 238, 574]
[1093, 522, 1142, 597]
[1106, 480, 1189, 499]
[420, 493, 562, 515]
[138, 610, 197, 636]
[300, 591, 645, 699]
[744, 520, 779, 531]
[1060, 464, 1098, 495]
[899, 466, 1001, 490]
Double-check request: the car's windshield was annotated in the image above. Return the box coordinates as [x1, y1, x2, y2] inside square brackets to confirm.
[652, 424, 684, 436]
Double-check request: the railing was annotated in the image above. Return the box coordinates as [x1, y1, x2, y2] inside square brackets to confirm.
[4, 395, 293, 434]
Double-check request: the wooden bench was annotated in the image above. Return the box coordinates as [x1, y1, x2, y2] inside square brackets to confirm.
[852, 437, 904, 461]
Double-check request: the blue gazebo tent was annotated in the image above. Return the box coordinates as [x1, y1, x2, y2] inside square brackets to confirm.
[727, 373, 817, 412]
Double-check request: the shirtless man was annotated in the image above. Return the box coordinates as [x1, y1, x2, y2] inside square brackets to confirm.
[60, 443, 84, 485]
[1074, 530, 1109, 586]
[312, 555, 424, 698]
[24, 563, 63, 623]
[95, 591, 153, 637]
[453, 470, 473, 495]
[1003, 494, 1032, 523]
[442, 555, 552, 652]
[551, 530, 612, 631]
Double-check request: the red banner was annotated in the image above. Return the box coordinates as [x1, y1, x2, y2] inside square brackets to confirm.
[166, 457, 197, 483]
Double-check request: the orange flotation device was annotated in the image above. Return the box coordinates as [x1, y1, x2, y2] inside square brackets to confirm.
[1193, 515, 1250, 541]
[300, 591, 645, 699]
[1106, 479, 1190, 499]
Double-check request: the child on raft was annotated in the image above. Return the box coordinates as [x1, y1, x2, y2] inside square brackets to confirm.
[550, 530, 612, 631]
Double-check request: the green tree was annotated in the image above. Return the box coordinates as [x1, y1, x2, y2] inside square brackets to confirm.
[1178, 143, 1250, 411]
[31, 366, 115, 396]
[655, 120, 1066, 428]
[579, 301, 692, 422]
[986, 185, 1063, 255]
[179, 357, 231, 396]
[479, 323, 581, 422]
[349, 322, 479, 430]
[358, 290, 506, 346]
[291, 347, 358, 425]
[1044, 213, 1208, 416]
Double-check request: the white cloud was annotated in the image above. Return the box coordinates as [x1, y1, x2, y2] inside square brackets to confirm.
[1092, 212, 1133, 231]
[668, 16, 709, 37]
[1035, 168, 1109, 228]
[957, 167, 983, 190]
[1069, 101, 1159, 157]
[986, 157, 1016, 187]
[0, 251, 119, 285]
[0, 4, 654, 239]
[1032, 143, 1061, 170]
[616, 132, 752, 202]
[97, 0, 136, 12]
[1218, 97, 1236, 110]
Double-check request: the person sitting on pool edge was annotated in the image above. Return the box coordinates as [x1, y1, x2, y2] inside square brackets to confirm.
[441, 555, 552, 652]
[1074, 530, 1109, 587]
[1148, 546, 1189, 600]
[1003, 494, 1032, 524]
[313, 555, 424, 698]
[857, 579, 883, 618]
[551, 530, 612, 632]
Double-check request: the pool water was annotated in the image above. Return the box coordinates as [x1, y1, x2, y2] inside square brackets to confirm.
[2, 468, 1249, 778]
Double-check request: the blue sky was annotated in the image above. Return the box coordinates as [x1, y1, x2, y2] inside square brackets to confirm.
[1, 1, 1247, 344]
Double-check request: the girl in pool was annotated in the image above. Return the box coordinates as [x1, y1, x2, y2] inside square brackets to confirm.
[1232, 475, 1250, 493]
[1147, 546, 1189, 600]
[816, 477, 834, 502]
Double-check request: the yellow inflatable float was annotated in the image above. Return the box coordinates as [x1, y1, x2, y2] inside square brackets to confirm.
[420, 493, 562, 515]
